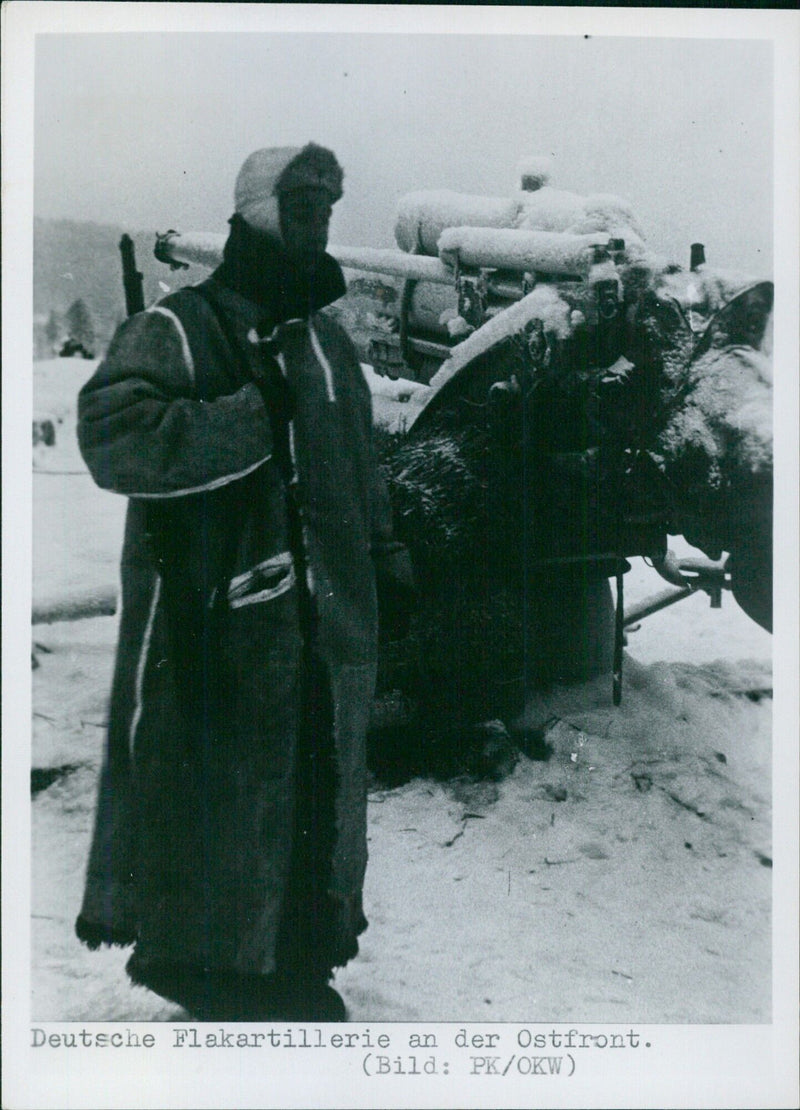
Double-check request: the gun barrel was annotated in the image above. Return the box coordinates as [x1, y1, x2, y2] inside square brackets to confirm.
[154, 230, 226, 271]
[155, 229, 620, 287]
[334, 245, 453, 285]
[155, 230, 455, 285]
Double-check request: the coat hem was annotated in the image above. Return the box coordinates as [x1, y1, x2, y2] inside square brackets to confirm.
[75, 913, 137, 951]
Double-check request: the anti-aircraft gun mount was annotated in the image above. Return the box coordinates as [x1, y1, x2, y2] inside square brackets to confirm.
[144, 164, 772, 713]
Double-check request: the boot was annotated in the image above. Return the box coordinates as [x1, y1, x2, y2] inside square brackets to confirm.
[126, 952, 284, 1021]
[272, 972, 348, 1022]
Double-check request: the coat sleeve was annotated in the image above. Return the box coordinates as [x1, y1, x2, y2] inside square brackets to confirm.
[77, 309, 273, 498]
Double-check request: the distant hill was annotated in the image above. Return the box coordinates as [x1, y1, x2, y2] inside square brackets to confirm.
[33, 218, 199, 358]
[33, 216, 399, 363]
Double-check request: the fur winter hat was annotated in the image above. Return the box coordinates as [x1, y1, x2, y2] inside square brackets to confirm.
[234, 143, 344, 235]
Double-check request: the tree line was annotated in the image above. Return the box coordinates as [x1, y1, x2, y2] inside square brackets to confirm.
[38, 299, 100, 360]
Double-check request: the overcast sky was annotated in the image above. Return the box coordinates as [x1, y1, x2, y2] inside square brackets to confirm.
[34, 31, 772, 275]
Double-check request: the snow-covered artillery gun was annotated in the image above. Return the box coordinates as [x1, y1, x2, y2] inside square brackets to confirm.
[150, 161, 772, 778]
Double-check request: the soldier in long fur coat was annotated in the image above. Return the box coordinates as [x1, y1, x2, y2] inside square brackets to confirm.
[74, 144, 414, 1021]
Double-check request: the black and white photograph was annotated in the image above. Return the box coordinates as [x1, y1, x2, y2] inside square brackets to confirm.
[3, 3, 798, 1108]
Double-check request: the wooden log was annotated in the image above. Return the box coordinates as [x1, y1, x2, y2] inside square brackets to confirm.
[33, 586, 117, 625]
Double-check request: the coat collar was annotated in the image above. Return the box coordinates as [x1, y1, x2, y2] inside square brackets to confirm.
[211, 214, 346, 335]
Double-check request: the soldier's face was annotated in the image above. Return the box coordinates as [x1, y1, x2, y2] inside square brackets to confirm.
[278, 187, 333, 272]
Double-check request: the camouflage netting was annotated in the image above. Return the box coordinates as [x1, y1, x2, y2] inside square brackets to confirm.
[619, 271, 773, 627]
[371, 421, 527, 782]
[651, 282, 773, 545]
[367, 262, 773, 780]
[370, 357, 620, 782]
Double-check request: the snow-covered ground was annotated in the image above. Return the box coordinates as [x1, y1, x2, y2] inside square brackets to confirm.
[30, 358, 773, 1023]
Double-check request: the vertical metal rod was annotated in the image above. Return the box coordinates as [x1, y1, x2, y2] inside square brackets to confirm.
[613, 570, 625, 706]
[120, 234, 145, 317]
[690, 242, 706, 271]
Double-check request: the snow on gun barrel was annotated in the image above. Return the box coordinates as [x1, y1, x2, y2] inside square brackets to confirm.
[384, 163, 773, 640]
[154, 160, 773, 672]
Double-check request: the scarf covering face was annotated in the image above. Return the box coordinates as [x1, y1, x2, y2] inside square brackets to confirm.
[214, 213, 346, 330]
[217, 143, 346, 328]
